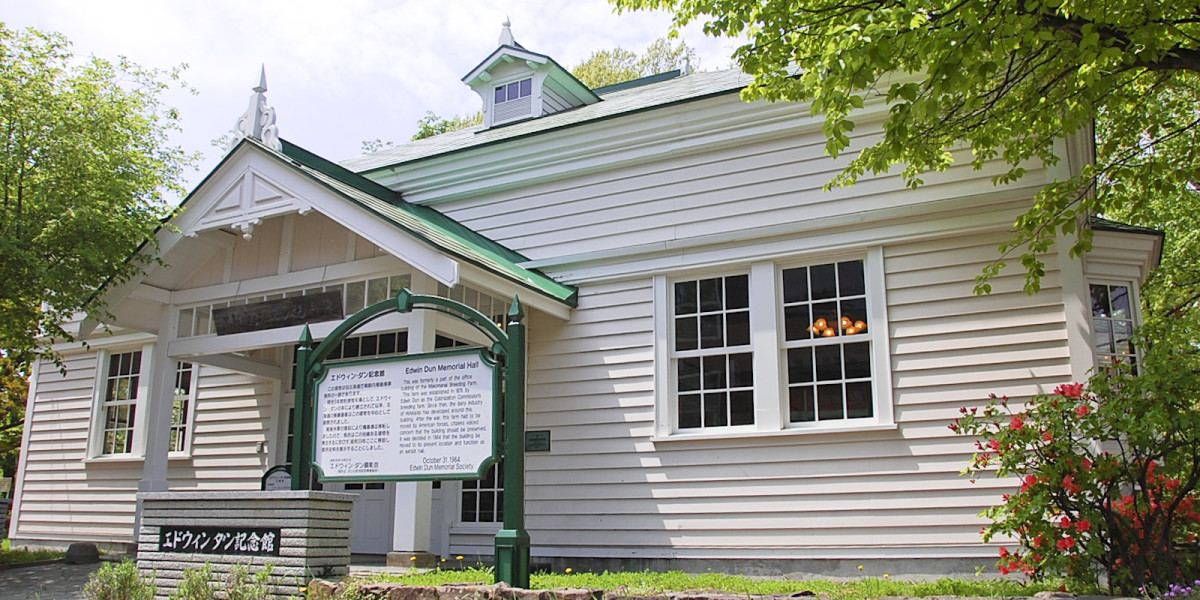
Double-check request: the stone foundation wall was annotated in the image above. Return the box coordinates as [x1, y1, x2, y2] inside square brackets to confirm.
[137, 490, 354, 599]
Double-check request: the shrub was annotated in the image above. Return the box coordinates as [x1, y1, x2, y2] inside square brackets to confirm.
[169, 562, 274, 600]
[171, 563, 217, 600]
[955, 362, 1200, 594]
[83, 559, 156, 600]
[224, 562, 273, 600]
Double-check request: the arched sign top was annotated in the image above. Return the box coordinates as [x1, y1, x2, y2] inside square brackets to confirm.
[298, 289, 524, 369]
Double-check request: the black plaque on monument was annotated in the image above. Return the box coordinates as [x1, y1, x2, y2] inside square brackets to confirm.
[213, 291, 343, 335]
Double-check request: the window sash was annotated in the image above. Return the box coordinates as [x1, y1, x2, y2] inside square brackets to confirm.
[670, 273, 755, 430]
[1089, 282, 1139, 369]
[100, 351, 142, 455]
[169, 362, 196, 454]
[461, 461, 504, 523]
[780, 260, 875, 424]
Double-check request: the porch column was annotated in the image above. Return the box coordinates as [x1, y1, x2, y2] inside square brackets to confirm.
[133, 309, 179, 542]
[389, 275, 436, 565]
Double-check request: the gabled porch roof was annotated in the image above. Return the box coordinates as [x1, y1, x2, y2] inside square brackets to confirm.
[87, 135, 576, 338]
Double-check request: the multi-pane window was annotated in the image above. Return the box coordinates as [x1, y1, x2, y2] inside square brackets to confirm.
[287, 331, 409, 463]
[290, 331, 409, 391]
[1091, 283, 1137, 368]
[101, 351, 142, 455]
[660, 252, 891, 437]
[782, 260, 873, 423]
[170, 362, 196, 453]
[461, 462, 503, 523]
[434, 331, 504, 522]
[493, 78, 531, 105]
[672, 274, 754, 429]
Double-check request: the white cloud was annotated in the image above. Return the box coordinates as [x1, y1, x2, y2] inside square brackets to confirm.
[0, 0, 742, 198]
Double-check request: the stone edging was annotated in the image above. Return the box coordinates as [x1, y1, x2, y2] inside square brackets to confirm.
[306, 583, 1143, 600]
[0, 558, 65, 571]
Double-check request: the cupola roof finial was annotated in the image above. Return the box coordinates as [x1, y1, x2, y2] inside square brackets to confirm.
[231, 64, 281, 151]
[499, 17, 516, 47]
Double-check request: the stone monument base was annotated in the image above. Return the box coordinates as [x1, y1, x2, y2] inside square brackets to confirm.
[137, 490, 355, 599]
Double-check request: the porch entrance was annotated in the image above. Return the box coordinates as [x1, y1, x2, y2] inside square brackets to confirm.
[339, 481, 393, 555]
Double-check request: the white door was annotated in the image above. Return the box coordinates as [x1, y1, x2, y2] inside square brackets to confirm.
[341, 482, 393, 554]
[428, 482, 449, 558]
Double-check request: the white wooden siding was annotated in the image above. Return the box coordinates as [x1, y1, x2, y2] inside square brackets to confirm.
[12, 352, 276, 543]
[433, 121, 1052, 265]
[510, 229, 1067, 559]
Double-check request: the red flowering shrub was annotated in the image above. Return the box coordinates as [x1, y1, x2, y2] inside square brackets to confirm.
[955, 364, 1200, 594]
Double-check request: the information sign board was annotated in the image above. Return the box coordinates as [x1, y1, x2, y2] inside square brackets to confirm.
[313, 349, 496, 481]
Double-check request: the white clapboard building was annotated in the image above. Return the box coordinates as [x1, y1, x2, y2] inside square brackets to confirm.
[8, 24, 1161, 575]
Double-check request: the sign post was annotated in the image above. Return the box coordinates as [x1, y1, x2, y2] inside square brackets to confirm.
[291, 289, 529, 588]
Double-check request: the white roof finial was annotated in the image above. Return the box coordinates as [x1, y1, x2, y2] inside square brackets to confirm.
[499, 17, 515, 47]
[254, 64, 267, 93]
[231, 64, 281, 151]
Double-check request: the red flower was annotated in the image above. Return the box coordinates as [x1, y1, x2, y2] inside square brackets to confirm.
[1054, 382, 1085, 398]
[1075, 404, 1090, 417]
[1021, 474, 1038, 491]
[989, 439, 1001, 451]
[1063, 475, 1081, 494]
[1059, 516, 1072, 529]
[1057, 536, 1076, 551]
[1042, 431, 1054, 442]
[1075, 519, 1091, 532]
[999, 547, 1010, 557]
[1082, 458, 1093, 471]
[1011, 415, 1026, 430]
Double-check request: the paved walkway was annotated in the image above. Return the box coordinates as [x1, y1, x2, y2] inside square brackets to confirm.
[0, 561, 97, 600]
[0, 557, 392, 600]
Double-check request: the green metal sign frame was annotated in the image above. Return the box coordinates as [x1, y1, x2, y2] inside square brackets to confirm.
[291, 288, 530, 587]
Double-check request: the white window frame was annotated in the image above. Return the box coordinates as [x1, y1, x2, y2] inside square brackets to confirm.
[489, 74, 539, 126]
[458, 461, 504, 525]
[169, 361, 199, 457]
[1087, 278, 1142, 371]
[653, 248, 895, 439]
[88, 344, 154, 458]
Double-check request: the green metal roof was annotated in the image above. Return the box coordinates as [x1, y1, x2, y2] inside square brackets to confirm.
[269, 138, 577, 307]
[342, 68, 754, 173]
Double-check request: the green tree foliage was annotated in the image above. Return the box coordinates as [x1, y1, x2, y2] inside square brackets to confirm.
[572, 36, 697, 88]
[0, 26, 194, 367]
[613, 0, 1200, 292]
[410, 110, 483, 141]
[0, 355, 28, 478]
[955, 363, 1200, 593]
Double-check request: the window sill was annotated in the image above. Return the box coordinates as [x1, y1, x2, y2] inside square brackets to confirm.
[449, 523, 502, 533]
[84, 454, 193, 464]
[652, 421, 898, 443]
[84, 454, 144, 464]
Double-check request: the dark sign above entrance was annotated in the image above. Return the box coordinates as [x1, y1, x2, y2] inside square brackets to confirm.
[213, 291, 343, 335]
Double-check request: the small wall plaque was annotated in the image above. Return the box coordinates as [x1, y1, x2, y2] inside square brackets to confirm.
[525, 430, 550, 452]
[261, 465, 292, 491]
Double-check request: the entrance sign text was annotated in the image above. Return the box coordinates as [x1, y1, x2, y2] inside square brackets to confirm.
[159, 526, 281, 556]
[313, 349, 496, 480]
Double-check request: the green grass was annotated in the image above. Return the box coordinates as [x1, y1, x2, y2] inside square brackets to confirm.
[359, 567, 1083, 599]
[0, 538, 65, 565]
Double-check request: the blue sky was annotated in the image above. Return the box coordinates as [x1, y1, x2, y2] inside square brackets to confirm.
[1, 0, 742, 198]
